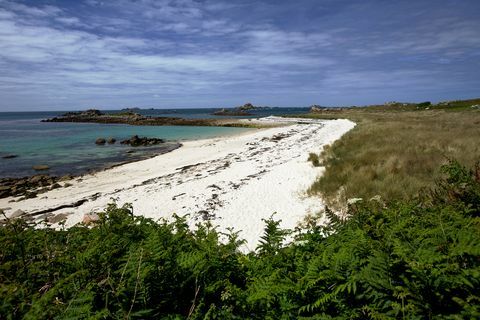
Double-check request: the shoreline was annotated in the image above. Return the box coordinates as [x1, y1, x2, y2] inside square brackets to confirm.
[0, 117, 355, 250]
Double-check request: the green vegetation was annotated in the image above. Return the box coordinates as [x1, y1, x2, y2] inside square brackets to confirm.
[1, 161, 479, 319]
[301, 106, 480, 207]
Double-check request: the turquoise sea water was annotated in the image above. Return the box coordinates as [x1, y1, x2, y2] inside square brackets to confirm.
[0, 108, 309, 178]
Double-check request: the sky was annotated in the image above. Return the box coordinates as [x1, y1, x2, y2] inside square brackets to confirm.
[0, 0, 479, 111]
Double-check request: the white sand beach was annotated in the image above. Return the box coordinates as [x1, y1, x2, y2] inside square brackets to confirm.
[0, 117, 355, 251]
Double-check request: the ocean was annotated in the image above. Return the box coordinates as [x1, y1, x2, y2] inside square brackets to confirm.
[0, 108, 309, 178]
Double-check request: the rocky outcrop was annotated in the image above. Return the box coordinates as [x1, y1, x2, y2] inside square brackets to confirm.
[120, 135, 165, 147]
[0, 174, 71, 199]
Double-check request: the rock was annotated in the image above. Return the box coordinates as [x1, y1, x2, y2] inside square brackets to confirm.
[239, 103, 255, 110]
[24, 191, 37, 199]
[36, 188, 50, 194]
[95, 138, 106, 145]
[2, 154, 18, 159]
[47, 213, 69, 224]
[10, 209, 25, 219]
[82, 213, 99, 225]
[14, 179, 27, 187]
[59, 175, 73, 182]
[30, 175, 45, 183]
[120, 135, 165, 147]
[107, 137, 116, 144]
[50, 183, 61, 190]
[33, 165, 50, 171]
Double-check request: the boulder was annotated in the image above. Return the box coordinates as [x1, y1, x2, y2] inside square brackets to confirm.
[50, 183, 61, 190]
[58, 175, 73, 182]
[30, 175, 46, 184]
[120, 135, 165, 147]
[107, 137, 116, 144]
[10, 209, 25, 219]
[95, 138, 106, 145]
[47, 213, 69, 224]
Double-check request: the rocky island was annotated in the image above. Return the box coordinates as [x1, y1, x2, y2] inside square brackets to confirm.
[42, 109, 242, 126]
[212, 103, 270, 116]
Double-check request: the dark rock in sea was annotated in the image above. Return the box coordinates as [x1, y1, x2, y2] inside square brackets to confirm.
[120, 135, 165, 147]
[95, 138, 106, 145]
[33, 165, 50, 171]
[2, 154, 18, 159]
[107, 137, 116, 144]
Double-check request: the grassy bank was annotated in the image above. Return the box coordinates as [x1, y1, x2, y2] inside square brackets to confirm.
[301, 103, 480, 207]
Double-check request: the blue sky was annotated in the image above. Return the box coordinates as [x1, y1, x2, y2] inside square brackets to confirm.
[0, 0, 479, 111]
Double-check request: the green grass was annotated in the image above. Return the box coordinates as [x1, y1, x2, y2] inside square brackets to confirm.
[298, 106, 480, 207]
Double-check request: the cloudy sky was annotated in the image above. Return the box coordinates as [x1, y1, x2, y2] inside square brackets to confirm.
[0, 0, 479, 111]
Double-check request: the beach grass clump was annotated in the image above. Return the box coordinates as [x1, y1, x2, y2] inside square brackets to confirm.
[303, 108, 480, 207]
[0, 161, 479, 318]
[307, 152, 320, 167]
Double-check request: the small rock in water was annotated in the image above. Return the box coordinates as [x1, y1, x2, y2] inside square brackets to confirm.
[120, 135, 164, 147]
[95, 138, 106, 145]
[107, 137, 116, 144]
[2, 154, 18, 159]
[33, 165, 50, 171]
